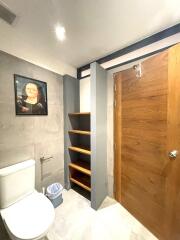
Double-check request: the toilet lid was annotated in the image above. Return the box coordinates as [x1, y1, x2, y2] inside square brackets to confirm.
[1, 191, 55, 240]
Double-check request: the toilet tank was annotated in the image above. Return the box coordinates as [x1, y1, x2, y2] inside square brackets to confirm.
[0, 159, 35, 209]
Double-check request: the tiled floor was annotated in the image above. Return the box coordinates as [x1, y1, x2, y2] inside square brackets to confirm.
[47, 189, 158, 240]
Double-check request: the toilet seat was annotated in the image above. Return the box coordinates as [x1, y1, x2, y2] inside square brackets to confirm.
[0, 191, 55, 240]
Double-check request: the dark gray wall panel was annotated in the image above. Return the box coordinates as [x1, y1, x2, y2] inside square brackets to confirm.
[63, 75, 79, 189]
[91, 62, 108, 210]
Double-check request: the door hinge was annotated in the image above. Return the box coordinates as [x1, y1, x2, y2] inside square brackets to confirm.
[114, 83, 116, 92]
[114, 100, 116, 107]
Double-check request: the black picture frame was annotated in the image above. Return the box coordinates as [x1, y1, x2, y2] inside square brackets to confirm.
[14, 74, 48, 116]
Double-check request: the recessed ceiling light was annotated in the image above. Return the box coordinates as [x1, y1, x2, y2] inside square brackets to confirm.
[55, 25, 66, 41]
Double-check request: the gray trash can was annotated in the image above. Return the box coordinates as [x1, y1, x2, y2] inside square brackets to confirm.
[46, 183, 63, 208]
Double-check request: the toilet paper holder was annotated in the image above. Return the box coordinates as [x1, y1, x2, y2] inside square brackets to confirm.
[40, 156, 53, 162]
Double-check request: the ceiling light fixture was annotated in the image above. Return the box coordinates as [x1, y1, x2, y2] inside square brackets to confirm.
[55, 25, 66, 42]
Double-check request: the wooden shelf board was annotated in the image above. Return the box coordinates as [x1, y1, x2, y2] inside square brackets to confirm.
[68, 130, 90, 135]
[70, 177, 91, 192]
[68, 112, 90, 116]
[68, 146, 91, 155]
[69, 161, 91, 176]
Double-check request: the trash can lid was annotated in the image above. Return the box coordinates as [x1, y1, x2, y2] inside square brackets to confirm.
[46, 183, 63, 195]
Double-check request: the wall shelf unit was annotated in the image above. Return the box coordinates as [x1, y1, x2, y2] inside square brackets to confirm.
[68, 112, 90, 116]
[70, 176, 91, 192]
[69, 160, 91, 176]
[68, 130, 91, 135]
[68, 112, 91, 196]
[68, 146, 91, 155]
[63, 65, 107, 210]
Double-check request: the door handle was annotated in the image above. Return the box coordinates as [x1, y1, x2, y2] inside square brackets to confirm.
[168, 150, 178, 159]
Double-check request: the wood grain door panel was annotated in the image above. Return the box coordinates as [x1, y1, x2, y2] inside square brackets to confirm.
[114, 44, 180, 239]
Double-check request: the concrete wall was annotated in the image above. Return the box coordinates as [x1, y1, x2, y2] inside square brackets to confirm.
[80, 73, 114, 198]
[0, 50, 64, 239]
[91, 62, 108, 209]
[80, 76, 90, 112]
[0, 50, 64, 191]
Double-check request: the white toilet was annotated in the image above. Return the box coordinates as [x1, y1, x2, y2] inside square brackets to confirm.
[0, 159, 55, 240]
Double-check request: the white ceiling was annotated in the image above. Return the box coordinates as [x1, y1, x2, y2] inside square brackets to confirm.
[0, 0, 180, 77]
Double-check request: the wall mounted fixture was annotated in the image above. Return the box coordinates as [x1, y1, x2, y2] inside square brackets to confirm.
[40, 156, 53, 162]
[133, 63, 142, 78]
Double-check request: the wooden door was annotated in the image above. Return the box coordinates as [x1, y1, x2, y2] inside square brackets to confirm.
[114, 44, 180, 240]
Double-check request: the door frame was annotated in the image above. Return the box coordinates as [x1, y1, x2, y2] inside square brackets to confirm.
[113, 72, 122, 202]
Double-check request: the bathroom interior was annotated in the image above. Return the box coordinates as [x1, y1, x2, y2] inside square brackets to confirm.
[0, 1, 180, 240]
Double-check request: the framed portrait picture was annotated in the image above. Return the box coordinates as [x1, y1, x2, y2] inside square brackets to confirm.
[14, 74, 48, 115]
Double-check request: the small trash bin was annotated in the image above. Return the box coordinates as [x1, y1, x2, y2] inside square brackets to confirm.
[46, 183, 63, 208]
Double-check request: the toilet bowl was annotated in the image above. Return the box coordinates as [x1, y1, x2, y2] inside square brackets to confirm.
[0, 160, 55, 240]
[1, 191, 55, 240]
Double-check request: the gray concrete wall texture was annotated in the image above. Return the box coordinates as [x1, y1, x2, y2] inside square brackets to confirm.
[0, 50, 64, 238]
[0, 50, 64, 191]
[91, 62, 108, 210]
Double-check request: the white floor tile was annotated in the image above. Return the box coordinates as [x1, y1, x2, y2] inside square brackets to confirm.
[47, 189, 158, 240]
